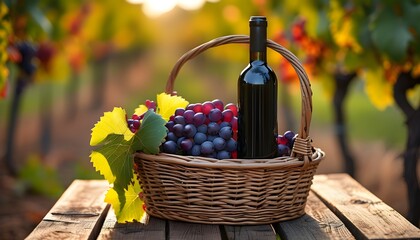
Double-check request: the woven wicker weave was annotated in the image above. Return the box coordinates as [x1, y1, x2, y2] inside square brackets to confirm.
[134, 35, 324, 225]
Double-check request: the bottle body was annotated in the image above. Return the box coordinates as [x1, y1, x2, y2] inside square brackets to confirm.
[237, 16, 278, 159]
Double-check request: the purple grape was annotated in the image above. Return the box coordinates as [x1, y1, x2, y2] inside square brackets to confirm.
[162, 141, 177, 154]
[174, 115, 186, 125]
[183, 124, 197, 138]
[132, 119, 140, 129]
[166, 132, 178, 142]
[208, 135, 217, 142]
[217, 150, 230, 160]
[186, 104, 195, 111]
[208, 108, 222, 122]
[219, 126, 232, 140]
[165, 121, 175, 132]
[191, 145, 201, 156]
[277, 144, 291, 157]
[175, 108, 185, 116]
[219, 121, 231, 129]
[183, 110, 195, 124]
[127, 119, 134, 126]
[173, 124, 184, 137]
[284, 130, 296, 142]
[194, 132, 207, 145]
[177, 137, 186, 148]
[180, 139, 193, 151]
[226, 138, 237, 152]
[197, 124, 208, 133]
[213, 137, 226, 151]
[193, 112, 206, 126]
[201, 141, 214, 154]
[207, 122, 220, 135]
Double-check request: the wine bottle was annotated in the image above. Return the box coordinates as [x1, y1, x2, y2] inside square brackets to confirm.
[237, 16, 278, 159]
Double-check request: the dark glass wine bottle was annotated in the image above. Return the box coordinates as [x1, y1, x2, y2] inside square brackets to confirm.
[238, 16, 278, 159]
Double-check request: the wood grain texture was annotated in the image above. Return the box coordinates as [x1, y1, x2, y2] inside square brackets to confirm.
[275, 191, 354, 240]
[169, 220, 222, 240]
[223, 224, 277, 240]
[98, 211, 165, 240]
[312, 174, 420, 239]
[25, 180, 110, 240]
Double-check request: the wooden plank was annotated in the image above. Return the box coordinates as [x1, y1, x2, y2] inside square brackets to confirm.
[25, 180, 110, 240]
[274, 191, 354, 240]
[312, 174, 420, 239]
[223, 224, 277, 240]
[98, 211, 165, 240]
[169, 220, 222, 240]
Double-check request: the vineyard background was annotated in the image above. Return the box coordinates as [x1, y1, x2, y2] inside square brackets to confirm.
[1, 0, 419, 238]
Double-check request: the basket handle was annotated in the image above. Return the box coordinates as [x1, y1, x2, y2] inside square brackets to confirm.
[165, 35, 313, 161]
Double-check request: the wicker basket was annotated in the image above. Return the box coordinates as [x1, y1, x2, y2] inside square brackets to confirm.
[134, 35, 324, 225]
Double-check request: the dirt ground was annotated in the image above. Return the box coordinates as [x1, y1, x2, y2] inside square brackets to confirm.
[0, 56, 419, 239]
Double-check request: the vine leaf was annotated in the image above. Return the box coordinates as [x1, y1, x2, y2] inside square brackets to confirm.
[90, 107, 133, 147]
[89, 93, 188, 223]
[133, 110, 167, 154]
[105, 175, 147, 223]
[371, 7, 412, 62]
[156, 92, 189, 121]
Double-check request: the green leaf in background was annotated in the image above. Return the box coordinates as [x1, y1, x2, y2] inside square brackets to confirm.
[371, 7, 412, 62]
[402, 0, 420, 37]
[19, 154, 64, 198]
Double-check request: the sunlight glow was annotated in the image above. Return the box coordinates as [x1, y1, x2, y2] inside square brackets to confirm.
[127, 0, 219, 18]
[142, 0, 177, 18]
[178, 0, 205, 10]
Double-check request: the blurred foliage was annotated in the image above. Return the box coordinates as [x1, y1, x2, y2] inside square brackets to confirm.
[0, 3, 10, 97]
[18, 154, 64, 198]
[1, 0, 419, 195]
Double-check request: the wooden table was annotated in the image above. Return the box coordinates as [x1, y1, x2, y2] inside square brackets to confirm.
[26, 173, 420, 239]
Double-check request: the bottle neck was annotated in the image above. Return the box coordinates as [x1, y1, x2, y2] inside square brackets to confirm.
[249, 17, 267, 62]
[250, 51, 266, 62]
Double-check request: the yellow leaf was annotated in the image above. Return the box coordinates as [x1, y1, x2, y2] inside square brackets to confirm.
[90, 151, 115, 184]
[363, 68, 394, 110]
[105, 176, 147, 223]
[134, 104, 148, 117]
[90, 107, 133, 146]
[329, 0, 362, 53]
[156, 92, 189, 121]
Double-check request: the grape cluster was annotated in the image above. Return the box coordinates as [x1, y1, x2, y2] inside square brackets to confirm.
[127, 100, 156, 133]
[276, 130, 297, 157]
[162, 99, 238, 159]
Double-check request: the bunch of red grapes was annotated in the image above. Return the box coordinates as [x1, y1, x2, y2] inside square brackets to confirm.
[127, 99, 297, 159]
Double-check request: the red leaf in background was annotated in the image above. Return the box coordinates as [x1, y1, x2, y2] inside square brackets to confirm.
[0, 81, 7, 99]
[279, 58, 298, 84]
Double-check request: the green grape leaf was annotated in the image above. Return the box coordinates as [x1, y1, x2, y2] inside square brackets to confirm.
[105, 175, 147, 223]
[402, 1, 420, 37]
[93, 134, 134, 192]
[133, 110, 168, 154]
[371, 7, 412, 62]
